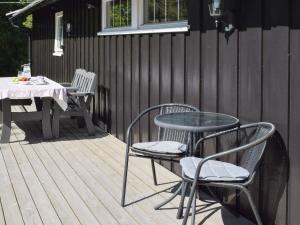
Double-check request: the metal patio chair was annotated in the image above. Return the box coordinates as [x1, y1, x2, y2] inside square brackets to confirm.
[178, 122, 275, 225]
[121, 103, 200, 207]
[52, 69, 97, 137]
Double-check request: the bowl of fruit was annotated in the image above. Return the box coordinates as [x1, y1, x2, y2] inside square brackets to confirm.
[13, 76, 31, 85]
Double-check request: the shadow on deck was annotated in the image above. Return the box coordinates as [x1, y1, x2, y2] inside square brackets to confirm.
[0, 114, 254, 225]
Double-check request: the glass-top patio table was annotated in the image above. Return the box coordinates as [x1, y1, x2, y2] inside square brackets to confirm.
[155, 111, 239, 154]
[155, 111, 239, 133]
[153, 111, 239, 214]
[0, 77, 68, 143]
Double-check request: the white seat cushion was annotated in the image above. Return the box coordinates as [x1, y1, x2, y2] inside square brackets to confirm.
[132, 141, 187, 155]
[180, 157, 249, 182]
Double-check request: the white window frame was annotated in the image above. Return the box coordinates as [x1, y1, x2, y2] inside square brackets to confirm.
[101, 0, 138, 31]
[98, 0, 189, 36]
[53, 11, 64, 56]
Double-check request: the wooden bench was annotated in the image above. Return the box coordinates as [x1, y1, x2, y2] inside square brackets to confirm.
[52, 69, 97, 138]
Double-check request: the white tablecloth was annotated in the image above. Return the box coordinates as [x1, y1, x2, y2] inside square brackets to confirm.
[0, 77, 68, 110]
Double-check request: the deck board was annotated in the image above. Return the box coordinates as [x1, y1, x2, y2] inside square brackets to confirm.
[0, 107, 255, 225]
[0, 144, 24, 225]
[3, 143, 46, 225]
[0, 197, 5, 225]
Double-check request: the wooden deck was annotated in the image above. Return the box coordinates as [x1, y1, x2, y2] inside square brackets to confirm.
[0, 107, 254, 225]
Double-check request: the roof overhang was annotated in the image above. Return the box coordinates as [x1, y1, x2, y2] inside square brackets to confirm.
[6, 0, 61, 19]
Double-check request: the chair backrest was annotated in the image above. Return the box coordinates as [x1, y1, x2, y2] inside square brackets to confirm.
[238, 123, 275, 175]
[158, 105, 199, 144]
[71, 69, 97, 93]
[216, 122, 275, 177]
[71, 69, 86, 89]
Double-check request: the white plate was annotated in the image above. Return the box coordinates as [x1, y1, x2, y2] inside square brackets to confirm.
[31, 79, 48, 85]
[19, 81, 30, 85]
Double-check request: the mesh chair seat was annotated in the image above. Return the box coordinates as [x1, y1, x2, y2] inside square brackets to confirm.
[132, 141, 187, 156]
[180, 157, 250, 182]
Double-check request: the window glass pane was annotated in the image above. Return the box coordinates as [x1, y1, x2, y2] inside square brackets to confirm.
[143, 0, 187, 24]
[179, 0, 187, 20]
[106, 1, 114, 28]
[166, 0, 178, 22]
[106, 0, 131, 28]
[156, 0, 166, 23]
[143, 0, 153, 23]
[144, 0, 165, 23]
[121, 0, 131, 26]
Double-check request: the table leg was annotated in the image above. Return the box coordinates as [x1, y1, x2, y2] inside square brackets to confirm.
[0, 100, 2, 125]
[42, 98, 52, 139]
[154, 182, 183, 210]
[1, 99, 11, 143]
[52, 102, 60, 138]
[34, 97, 43, 111]
[154, 132, 197, 210]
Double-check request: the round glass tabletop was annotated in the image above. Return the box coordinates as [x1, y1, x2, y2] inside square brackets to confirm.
[154, 111, 239, 132]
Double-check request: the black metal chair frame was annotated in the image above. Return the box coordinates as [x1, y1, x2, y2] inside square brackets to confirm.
[179, 122, 275, 225]
[121, 103, 199, 207]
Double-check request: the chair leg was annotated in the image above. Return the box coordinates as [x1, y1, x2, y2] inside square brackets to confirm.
[151, 159, 158, 186]
[177, 180, 188, 219]
[77, 117, 85, 128]
[78, 96, 95, 135]
[182, 181, 198, 225]
[191, 191, 197, 225]
[121, 146, 130, 207]
[242, 187, 263, 225]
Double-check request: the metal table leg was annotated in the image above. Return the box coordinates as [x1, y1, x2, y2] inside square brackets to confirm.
[154, 132, 196, 210]
[42, 97, 52, 139]
[154, 182, 183, 210]
[1, 98, 12, 143]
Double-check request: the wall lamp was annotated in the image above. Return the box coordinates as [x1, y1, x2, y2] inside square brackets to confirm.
[66, 22, 72, 37]
[208, 0, 234, 32]
[86, 0, 95, 9]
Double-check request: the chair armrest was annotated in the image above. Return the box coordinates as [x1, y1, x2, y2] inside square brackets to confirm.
[60, 82, 72, 87]
[126, 103, 200, 146]
[68, 92, 95, 97]
[65, 87, 79, 92]
[192, 124, 275, 181]
[194, 126, 241, 150]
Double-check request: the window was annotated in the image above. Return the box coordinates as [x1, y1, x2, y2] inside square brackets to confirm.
[54, 11, 63, 56]
[99, 0, 189, 35]
[143, 0, 187, 24]
[105, 0, 132, 28]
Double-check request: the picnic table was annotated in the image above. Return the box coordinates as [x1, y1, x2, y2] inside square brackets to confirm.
[0, 77, 67, 143]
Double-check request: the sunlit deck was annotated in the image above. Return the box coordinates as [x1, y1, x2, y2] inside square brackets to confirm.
[0, 106, 254, 225]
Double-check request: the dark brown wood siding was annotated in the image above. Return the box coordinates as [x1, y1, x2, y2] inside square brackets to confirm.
[31, 0, 296, 224]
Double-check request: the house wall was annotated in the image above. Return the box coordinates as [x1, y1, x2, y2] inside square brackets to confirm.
[30, 0, 300, 224]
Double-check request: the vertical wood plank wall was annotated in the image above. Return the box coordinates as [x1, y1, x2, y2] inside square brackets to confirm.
[30, 0, 298, 224]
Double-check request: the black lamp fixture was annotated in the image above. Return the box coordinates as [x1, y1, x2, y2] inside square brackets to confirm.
[208, 0, 234, 32]
[208, 0, 223, 27]
[86, 0, 95, 9]
[65, 22, 72, 37]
